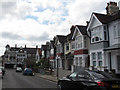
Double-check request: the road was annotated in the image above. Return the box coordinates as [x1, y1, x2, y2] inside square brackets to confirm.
[2, 69, 57, 89]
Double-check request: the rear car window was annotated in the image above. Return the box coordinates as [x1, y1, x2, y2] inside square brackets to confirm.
[90, 72, 106, 79]
[77, 72, 91, 79]
[98, 71, 117, 79]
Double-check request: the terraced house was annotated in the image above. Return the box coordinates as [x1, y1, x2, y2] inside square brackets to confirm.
[72, 25, 90, 72]
[64, 26, 75, 71]
[87, 1, 120, 74]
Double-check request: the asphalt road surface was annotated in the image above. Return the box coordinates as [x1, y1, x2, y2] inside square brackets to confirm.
[2, 69, 57, 89]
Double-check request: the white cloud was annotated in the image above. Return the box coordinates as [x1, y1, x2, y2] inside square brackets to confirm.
[0, 0, 120, 56]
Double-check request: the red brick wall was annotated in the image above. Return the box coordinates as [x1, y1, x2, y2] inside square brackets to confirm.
[74, 49, 88, 55]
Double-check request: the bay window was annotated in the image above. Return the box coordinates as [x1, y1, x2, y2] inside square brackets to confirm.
[91, 26, 103, 43]
[71, 41, 75, 50]
[76, 36, 83, 49]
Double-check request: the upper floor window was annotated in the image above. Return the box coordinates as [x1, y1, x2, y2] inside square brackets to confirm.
[57, 44, 61, 53]
[113, 25, 118, 38]
[71, 41, 75, 50]
[66, 43, 69, 51]
[91, 26, 103, 43]
[76, 36, 82, 49]
[84, 36, 87, 48]
[50, 49, 54, 55]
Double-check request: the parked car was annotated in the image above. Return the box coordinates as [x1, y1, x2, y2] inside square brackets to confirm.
[23, 68, 34, 76]
[16, 67, 22, 72]
[0, 66, 6, 76]
[57, 70, 120, 90]
[0, 69, 2, 79]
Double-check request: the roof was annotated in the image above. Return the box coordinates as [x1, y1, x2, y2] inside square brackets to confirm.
[6, 44, 10, 48]
[104, 44, 120, 51]
[76, 25, 87, 35]
[93, 10, 120, 24]
[50, 40, 55, 48]
[10, 47, 37, 54]
[41, 45, 49, 50]
[56, 35, 67, 43]
[24, 48, 37, 54]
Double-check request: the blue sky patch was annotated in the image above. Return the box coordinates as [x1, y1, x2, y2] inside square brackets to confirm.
[42, 20, 49, 25]
[35, 7, 47, 12]
[25, 15, 38, 21]
[61, 18, 66, 21]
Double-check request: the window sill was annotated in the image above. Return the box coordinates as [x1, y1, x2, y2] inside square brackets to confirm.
[91, 40, 108, 44]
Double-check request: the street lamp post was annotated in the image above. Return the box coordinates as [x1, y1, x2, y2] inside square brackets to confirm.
[57, 58, 59, 80]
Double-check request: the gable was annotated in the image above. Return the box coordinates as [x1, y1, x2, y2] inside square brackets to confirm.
[55, 37, 61, 45]
[87, 14, 102, 30]
[72, 27, 83, 39]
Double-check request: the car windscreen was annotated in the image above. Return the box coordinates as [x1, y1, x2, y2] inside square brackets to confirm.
[26, 69, 32, 72]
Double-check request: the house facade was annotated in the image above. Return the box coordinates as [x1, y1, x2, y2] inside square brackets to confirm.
[64, 26, 75, 70]
[4, 44, 38, 68]
[87, 1, 120, 74]
[49, 40, 56, 69]
[41, 44, 50, 59]
[72, 25, 90, 72]
[54, 35, 67, 69]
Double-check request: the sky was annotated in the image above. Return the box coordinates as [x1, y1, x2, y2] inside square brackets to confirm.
[0, 0, 120, 56]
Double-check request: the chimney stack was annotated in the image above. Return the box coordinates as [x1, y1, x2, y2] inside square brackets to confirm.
[36, 45, 38, 48]
[106, 1, 119, 15]
[86, 21, 89, 26]
[15, 44, 17, 48]
[70, 25, 75, 33]
[25, 45, 26, 48]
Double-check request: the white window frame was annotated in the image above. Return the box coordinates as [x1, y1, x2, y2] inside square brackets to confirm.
[92, 53, 96, 60]
[71, 41, 75, 50]
[91, 26, 103, 43]
[75, 35, 83, 49]
[97, 52, 102, 66]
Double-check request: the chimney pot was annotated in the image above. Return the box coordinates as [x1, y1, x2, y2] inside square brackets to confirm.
[36, 45, 38, 48]
[106, 1, 119, 15]
[15, 44, 17, 48]
[25, 45, 26, 48]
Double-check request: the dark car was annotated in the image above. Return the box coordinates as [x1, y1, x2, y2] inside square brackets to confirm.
[23, 68, 34, 76]
[57, 70, 120, 90]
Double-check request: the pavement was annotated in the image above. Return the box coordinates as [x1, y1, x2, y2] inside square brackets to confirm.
[36, 73, 58, 83]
